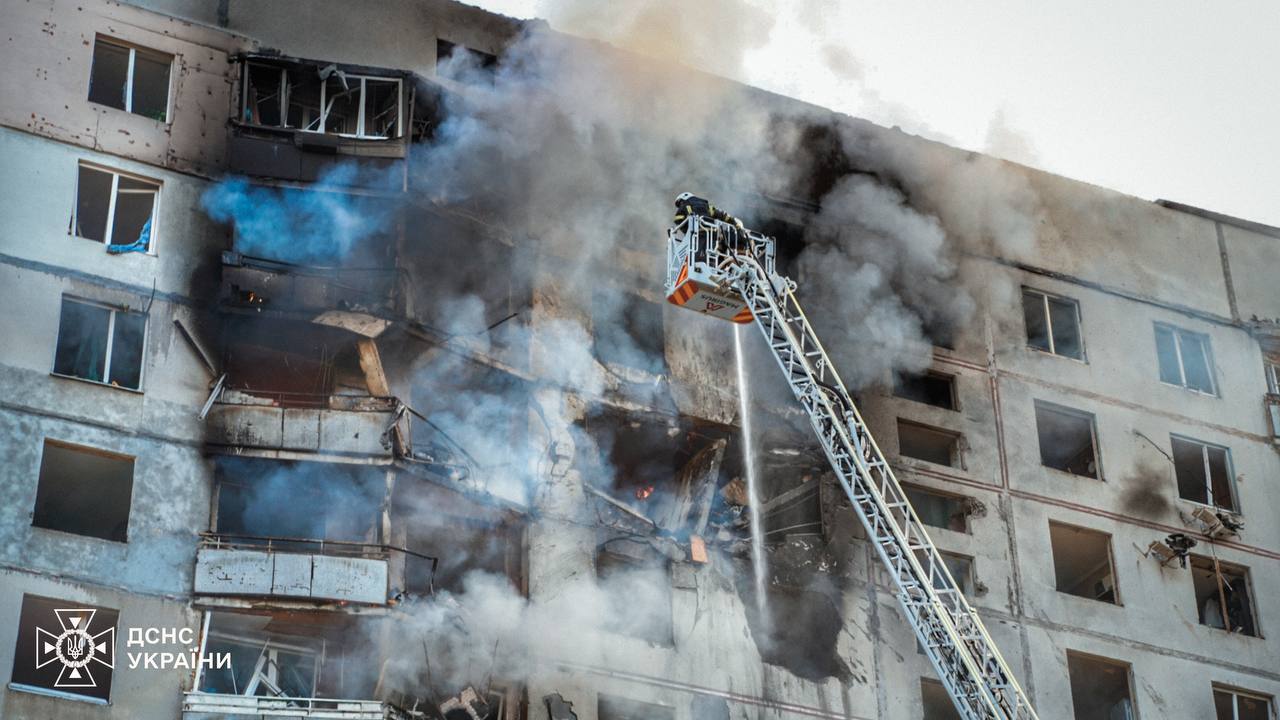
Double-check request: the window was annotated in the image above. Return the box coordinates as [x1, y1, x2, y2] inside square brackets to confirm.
[1022, 288, 1084, 360]
[88, 37, 170, 121]
[1155, 323, 1216, 394]
[11, 594, 118, 703]
[1034, 402, 1100, 478]
[240, 61, 403, 139]
[75, 164, 159, 252]
[937, 551, 974, 595]
[897, 420, 961, 468]
[596, 545, 673, 646]
[1266, 357, 1280, 394]
[53, 297, 146, 390]
[903, 485, 969, 533]
[1214, 686, 1272, 720]
[32, 439, 134, 542]
[921, 678, 962, 720]
[1171, 436, 1235, 510]
[1049, 522, 1117, 604]
[200, 633, 317, 698]
[1066, 652, 1134, 720]
[1191, 556, 1257, 636]
[598, 695, 674, 720]
[894, 371, 957, 410]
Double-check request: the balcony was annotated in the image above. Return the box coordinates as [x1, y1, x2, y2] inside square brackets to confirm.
[221, 252, 403, 335]
[204, 390, 406, 464]
[183, 692, 410, 719]
[193, 534, 436, 606]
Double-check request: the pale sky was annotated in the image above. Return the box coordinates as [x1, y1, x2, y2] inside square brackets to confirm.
[471, 0, 1280, 227]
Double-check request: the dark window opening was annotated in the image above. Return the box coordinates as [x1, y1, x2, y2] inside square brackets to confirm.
[894, 371, 957, 410]
[598, 695, 674, 720]
[1155, 323, 1216, 394]
[88, 37, 170, 121]
[903, 484, 969, 533]
[938, 552, 974, 595]
[33, 439, 134, 542]
[11, 594, 118, 702]
[1172, 436, 1235, 510]
[1066, 652, 1134, 720]
[1049, 522, 1117, 603]
[395, 480, 523, 596]
[436, 39, 499, 72]
[1034, 402, 1099, 478]
[75, 164, 159, 251]
[53, 297, 146, 389]
[1191, 556, 1257, 636]
[740, 583, 847, 681]
[214, 458, 381, 546]
[1022, 288, 1083, 360]
[756, 217, 806, 280]
[921, 678, 962, 720]
[596, 542, 673, 647]
[1213, 686, 1272, 720]
[897, 420, 961, 468]
[241, 60, 402, 139]
[222, 317, 370, 401]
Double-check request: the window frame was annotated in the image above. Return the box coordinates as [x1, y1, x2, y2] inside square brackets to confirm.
[88, 36, 173, 121]
[1190, 555, 1260, 637]
[893, 370, 959, 411]
[1048, 520, 1120, 605]
[1212, 684, 1274, 720]
[1264, 357, 1279, 395]
[74, 161, 162, 254]
[51, 296, 148, 392]
[32, 438, 135, 543]
[1170, 434, 1237, 512]
[896, 418, 964, 469]
[1065, 650, 1137, 720]
[239, 61, 404, 140]
[1033, 400, 1102, 480]
[1155, 322, 1218, 396]
[902, 483, 970, 534]
[1022, 287, 1086, 361]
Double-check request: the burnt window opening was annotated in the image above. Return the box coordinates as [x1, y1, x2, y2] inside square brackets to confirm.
[1022, 288, 1084, 360]
[760, 474, 823, 543]
[894, 371, 957, 410]
[1214, 686, 1273, 720]
[741, 583, 848, 681]
[33, 439, 134, 543]
[921, 678, 962, 720]
[222, 317, 371, 402]
[75, 163, 160, 252]
[53, 296, 146, 390]
[1049, 522, 1117, 604]
[903, 484, 969, 533]
[1191, 556, 1257, 636]
[436, 39, 499, 73]
[756, 217, 806, 280]
[395, 481, 524, 596]
[595, 541, 673, 647]
[240, 60, 403, 140]
[11, 594, 118, 702]
[897, 419, 962, 468]
[592, 289, 667, 374]
[1155, 323, 1216, 395]
[1171, 436, 1236, 511]
[1034, 402, 1100, 479]
[214, 458, 382, 546]
[1066, 652, 1134, 720]
[598, 695, 674, 720]
[88, 36, 170, 121]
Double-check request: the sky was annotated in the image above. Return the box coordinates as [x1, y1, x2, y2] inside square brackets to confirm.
[469, 0, 1280, 227]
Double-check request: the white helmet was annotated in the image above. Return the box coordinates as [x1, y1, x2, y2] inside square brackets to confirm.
[675, 191, 696, 205]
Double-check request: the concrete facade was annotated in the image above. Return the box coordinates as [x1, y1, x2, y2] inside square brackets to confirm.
[0, 1, 1277, 720]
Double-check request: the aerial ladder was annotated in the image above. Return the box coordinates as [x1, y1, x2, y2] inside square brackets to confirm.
[664, 208, 1039, 720]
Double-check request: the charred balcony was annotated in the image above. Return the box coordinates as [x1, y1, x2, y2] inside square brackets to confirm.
[204, 389, 407, 463]
[220, 251, 406, 330]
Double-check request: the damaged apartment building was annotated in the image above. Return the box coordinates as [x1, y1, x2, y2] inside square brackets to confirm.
[0, 1, 1278, 720]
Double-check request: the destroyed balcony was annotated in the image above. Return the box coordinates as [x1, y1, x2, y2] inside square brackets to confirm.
[183, 692, 410, 720]
[221, 252, 405, 335]
[193, 533, 437, 607]
[204, 389, 408, 464]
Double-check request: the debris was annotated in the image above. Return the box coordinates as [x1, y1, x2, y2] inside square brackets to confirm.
[721, 477, 749, 507]
[544, 693, 578, 720]
[440, 687, 490, 720]
[689, 535, 708, 563]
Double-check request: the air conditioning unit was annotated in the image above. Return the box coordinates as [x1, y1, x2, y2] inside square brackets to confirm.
[1148, 533, 1196, 568]
[1192, 506, 1244, 537]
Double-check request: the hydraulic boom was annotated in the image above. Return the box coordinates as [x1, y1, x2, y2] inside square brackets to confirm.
[665, 212, 1039, 720]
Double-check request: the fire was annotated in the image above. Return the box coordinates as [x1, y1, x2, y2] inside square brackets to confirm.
[634, 485, 655, 501]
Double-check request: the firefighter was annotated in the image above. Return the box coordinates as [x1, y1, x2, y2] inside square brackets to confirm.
[673, 192, 745, 230]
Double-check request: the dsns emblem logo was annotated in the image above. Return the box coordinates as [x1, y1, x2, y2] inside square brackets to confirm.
[35, 608, 115, 688]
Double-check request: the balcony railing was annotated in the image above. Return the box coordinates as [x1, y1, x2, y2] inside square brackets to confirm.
[221, 252, 405, 322]
[183, 691, 410, 719]
[204, 389, 407, 463]
[194, 533, 437, 605]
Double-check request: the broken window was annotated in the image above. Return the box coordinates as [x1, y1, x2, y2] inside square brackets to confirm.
[75, 163, 160, 252]
[894, 371, 957, 410]
[11, 594, 118, 702]
[742, 584, 848, 681]
[1214, 686, 1273, 720]
[1049, 522, 1117, 603]
[200, 631, 318, 698]
[897, 419, 962, 468]
[596, 542, 673, 647]
[1191, 555, 1257, 636]
[598, 695, 674, 720]
[1022, 288, 1084, 360]
[53, 296, 146, 389]
[903, 485, 969, 533]
[1034, 402, 1100, 478]
[1066, 652, 1135, 720]
[1155, 323, 1217, 394]
[88, 37, 171, 121]
[33, 439, 134, 542]
[1171, 435, 1236, 510]
[241, 61, 402, 139]
[921, 678, 962, 720]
